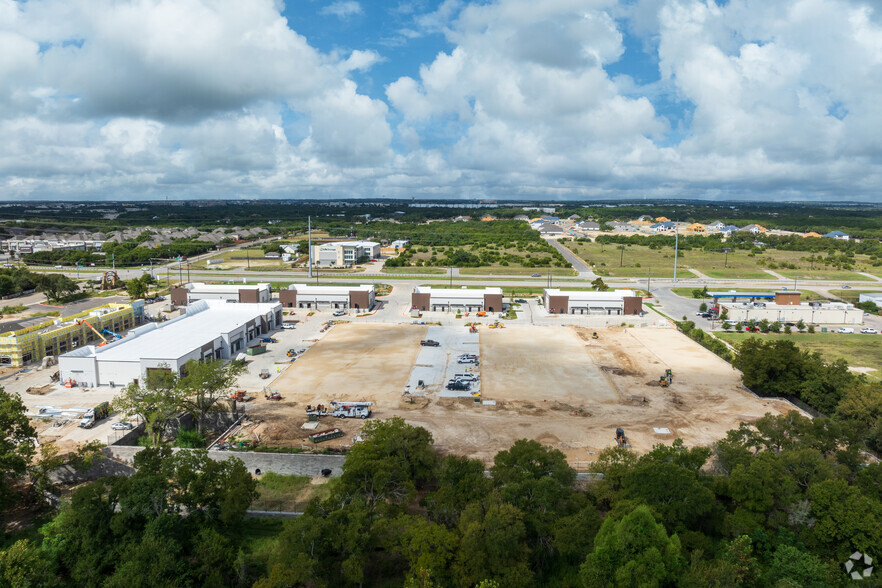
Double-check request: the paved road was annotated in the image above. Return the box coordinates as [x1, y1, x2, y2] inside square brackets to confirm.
[545, 238, 595, 277]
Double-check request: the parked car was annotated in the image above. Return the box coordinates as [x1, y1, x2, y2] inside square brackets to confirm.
[281, 322, 296, 329]
[458, 357, 478, 365]
[531, 273, 541, 277]
[111, 421, 134, 431]
[515, 299, 528, 303]
[420, 339, 440, 347]
[446, 380, 471, 391]
[860, 328, 878, 334]
[332, 310, 346, 316]
[454, 373, 478, 382]
[837, 327, 855, 334]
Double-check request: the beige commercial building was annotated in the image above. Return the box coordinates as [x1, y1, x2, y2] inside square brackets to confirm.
[719, 292, 863, 325]
[170, 282, 271, 306]
[411, 287, 504, 313]
[279, 284, 375, 311]
[543, 289, 643, 315]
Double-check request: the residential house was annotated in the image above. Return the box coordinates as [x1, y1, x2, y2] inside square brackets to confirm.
[685, 223, 706, 233]
[802, 232, 823, 238]
[480, 214, 497, 222]
[577, 221, 601, 231]
[706, 220, 726, 231]
[740, 224, 767, 234]
[536, 223, 564, 235]
[648, 221, 678, 233]
[655, 216, 671, 222]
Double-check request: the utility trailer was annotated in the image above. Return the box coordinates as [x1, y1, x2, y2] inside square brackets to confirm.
[309, 428, 344, 443]
[306, 401, 373, 420]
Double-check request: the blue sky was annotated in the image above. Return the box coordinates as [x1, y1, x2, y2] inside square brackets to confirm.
[1, 0, 881, 201]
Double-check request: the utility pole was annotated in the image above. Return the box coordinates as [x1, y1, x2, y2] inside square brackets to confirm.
[647, 266, 651, 293]
[178, 256, 183, 285]
[186, 261, 190, 283]
[673, 224, 679, 283]
[111, 253, 115, 271]
[308, 216, 312, 279]
[620, 244, 625, 267]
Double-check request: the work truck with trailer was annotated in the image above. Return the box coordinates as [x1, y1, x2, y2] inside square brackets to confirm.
[79, 402, 111, 428]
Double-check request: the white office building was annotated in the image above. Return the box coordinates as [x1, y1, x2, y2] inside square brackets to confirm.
[411, 287, 504, 313]
[280, 284, 375, 310]
[59, 300, 282, 387]
[170, 282, 271, 306]
[312, 241, 381, 267]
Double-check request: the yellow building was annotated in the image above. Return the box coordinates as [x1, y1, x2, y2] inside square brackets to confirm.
[803, 231, 823, 238]
[0, 302, 140, 367]
[685, 222, 706, 233]
[655, 216, 670, 222]
[480, 214, 497, 221]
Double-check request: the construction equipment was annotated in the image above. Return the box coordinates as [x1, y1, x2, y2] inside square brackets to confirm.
[259, 369, 271, 379]
[476, 311, 487, 317]
[102, 328, 122, 340]
[287, 349, 297, 357]
[615, 427, 631, 449]
[331, 400, 373, 419]
[306, 404, 329, 420]
[264, 388, 282, 401]
[229, 389, 254, 402]
[77, 320, 108, 345]
[309, 428, 344, 443]
[469, 325, 478, 333]
[659, 369, 673, 387]
[488, 321, 505, 329]
[79, 402, 110, 428]
[592, 332, 599, 340]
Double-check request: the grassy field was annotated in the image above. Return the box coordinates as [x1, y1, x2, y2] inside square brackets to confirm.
[829, 289, 882, 303]
[417, 284, 647, 296]
[717, 331, 882, 379]
[459, 266, 576, 276]
[250, 473, 335, 512]
[671, 287, 827, 301]
[381, 266, 446, 274]
[387, 243, 573, 276]
[564, 240, 881, 281]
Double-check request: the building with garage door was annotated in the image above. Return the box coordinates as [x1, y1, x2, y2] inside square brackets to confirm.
[543, 289, 643, 315]
[411, 286, 504, 313]
[59, 300, 282, 387]
[312, 241, 380, 267]
[170, 282, 271, 306]
[279, 284, 375, 311]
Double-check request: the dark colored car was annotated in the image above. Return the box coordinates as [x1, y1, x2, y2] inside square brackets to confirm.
[420, 340, 440, 347]
[446, 380, 471, 391]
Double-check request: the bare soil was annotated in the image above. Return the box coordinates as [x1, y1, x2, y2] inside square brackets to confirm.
[245, 323, 793, 468]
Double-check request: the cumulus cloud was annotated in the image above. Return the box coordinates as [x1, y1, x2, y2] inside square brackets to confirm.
[1, 0, 882, 201]
[320, 1, 363, 19]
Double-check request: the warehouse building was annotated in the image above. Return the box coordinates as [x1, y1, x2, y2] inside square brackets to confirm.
[0, 302, 143, 367]
[59, 300, 282, 387]
[718, 291, 863, 325]
[411, 287, 504, 313]
[279, 284, 375, 310]
[312, 241, 380, 267]
[543, 289, 643, 315]
[170, 282, 272, 306]
[858, 293, 882, 305]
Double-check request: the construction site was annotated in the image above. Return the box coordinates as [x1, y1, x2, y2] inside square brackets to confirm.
[241, 322, 795, 465]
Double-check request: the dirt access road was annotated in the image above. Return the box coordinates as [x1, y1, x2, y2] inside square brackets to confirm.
[245, 323, 794, 467]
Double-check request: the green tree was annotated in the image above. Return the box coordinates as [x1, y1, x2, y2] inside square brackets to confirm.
[454, 499, 533, 588]
[425, 455, 492, 527]
[767, 545, 835, 587]
[112, 366, 186, 446]
[0, 387, 36, 507]
[126, 275, 150, 300]
[591, 278, 609, 291]
[807, 478, 882, 556]
[796, 319, 806, 332]
[176, 358, 244, 435]
[340, 418, 437, 505]
[699, 302, 708, 312]
[0, 539, 58, 588]
[580, 504, 684, 588]
[37, 273, 79, 302]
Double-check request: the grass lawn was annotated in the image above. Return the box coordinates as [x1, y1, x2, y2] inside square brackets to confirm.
[717, 331, 882, 379]
[564, 241, 882, 281]
[671, 287, 827, 301]
[775, 269, 875, 282]
[381, 266, 446, 274]
[829, 289, 882, 304]
[459, 266, 576, 276]
[250, 473, 336, 512]
[422, 284, 649, 297]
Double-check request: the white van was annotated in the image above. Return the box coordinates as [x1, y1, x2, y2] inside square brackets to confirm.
[837, 327, 855, 334]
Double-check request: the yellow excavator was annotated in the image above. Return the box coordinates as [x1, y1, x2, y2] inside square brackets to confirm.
[615, 427, 631, 449]
[659, 369, 673, 387]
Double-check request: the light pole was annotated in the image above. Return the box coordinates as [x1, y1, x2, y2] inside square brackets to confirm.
[673, 224, 679, 283]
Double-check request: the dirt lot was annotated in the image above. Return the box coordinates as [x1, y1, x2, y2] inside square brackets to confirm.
[243, 323, 795, 468]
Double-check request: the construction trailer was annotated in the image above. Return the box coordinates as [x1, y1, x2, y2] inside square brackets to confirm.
[0, 302, 142, 368]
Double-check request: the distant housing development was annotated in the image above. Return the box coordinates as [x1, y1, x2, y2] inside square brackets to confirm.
[59, 300, 282, 387]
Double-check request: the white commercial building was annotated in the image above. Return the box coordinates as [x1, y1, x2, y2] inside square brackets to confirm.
[858, 293, 882, 305]
[543, 289, 643, 315]
[411, 287, 504, 313]
[280, 284, 375, 310]
[312, 241, 380, 267]
[59, 300, 282, 387]
[170, 282, 271, 306]
[720, 299, 863, 325]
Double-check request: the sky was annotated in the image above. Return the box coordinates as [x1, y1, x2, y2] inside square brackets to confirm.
[1, 0, 882, 202]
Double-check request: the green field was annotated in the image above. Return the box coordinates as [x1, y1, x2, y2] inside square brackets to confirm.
[381, 266, 446, 274]
[717, 331, 882, 379]
[671, 287, 827, 301]
[458, 266, 576, 276]
[418, 284, 646, 296]
[386, 243, 573, 276]
[564, 240, 881, 281]
[829, 289, 882, 303]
